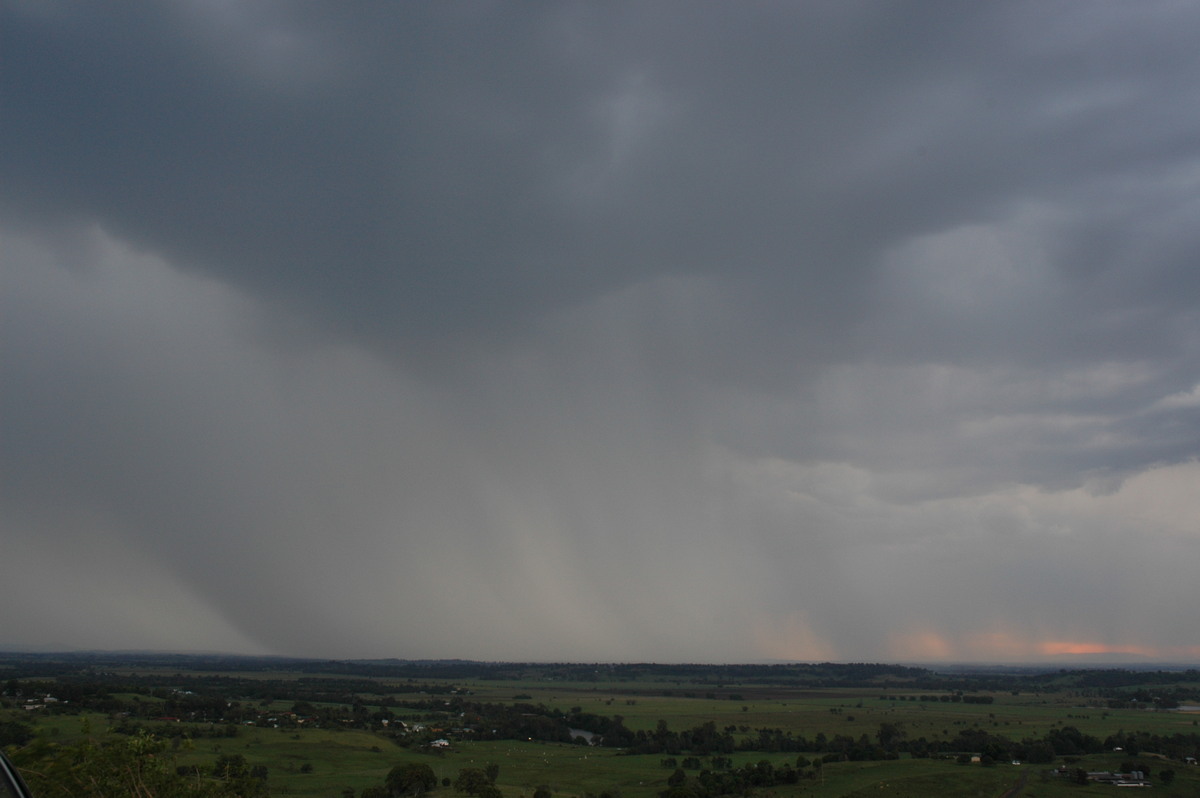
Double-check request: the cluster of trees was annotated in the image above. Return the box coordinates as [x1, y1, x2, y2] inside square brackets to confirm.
[4, 673, 459, 712]
[1102, 687, 1195, 709]
[1065, 669, 1200, 691]
[881, 693, 994, 704]
[359, 762, 521, 798]
[382, 695, 1200, 767]
[2, 676, 436, 731]
[558, 662, 930, 688]
[627, 721, 734, 755]
[358, 762, 439, 798]
[355, 762, 560, 798]
[630, 718, 1199, 766]
[0, 655, 1039, 696]
[8, 732, 268, 798]
[659, 758, 826, 798]
[4, 679, 256, 724]
[0, 721, 33, 748]
[1104, 729, 1200, 761]
[112, 719, 241, 739]
[385, 698, 583, 747]
[6, 653, 1200, 696]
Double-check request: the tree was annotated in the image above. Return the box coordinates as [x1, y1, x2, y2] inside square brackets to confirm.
[213, 754, 250, 780]
[1025, 742, 1055, 764]
[0, 721, 34, 748]
[454, 767, 492, 796]
[875, 722, 905, 749]
[12, 732, 267, 797]
[213, 752, 270, 795]
[291, 701, 317, 716]
[387, 763, 438, 797]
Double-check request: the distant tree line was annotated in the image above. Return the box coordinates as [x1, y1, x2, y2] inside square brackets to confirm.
[6, 653, 1200, 703]
[880, 693, 994, 704]
[628, 718, 1200, 766]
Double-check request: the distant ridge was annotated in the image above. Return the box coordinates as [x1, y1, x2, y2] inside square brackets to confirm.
[1049, 651, 1156, 664]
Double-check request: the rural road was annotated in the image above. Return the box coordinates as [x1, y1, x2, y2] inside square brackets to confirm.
[998, 768, 1030, 798]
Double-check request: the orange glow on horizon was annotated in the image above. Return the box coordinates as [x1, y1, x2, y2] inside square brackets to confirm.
[1038, 640, 1200, 660]
[1038, 641, 1151, 657]
[886, 627, 1200, 663]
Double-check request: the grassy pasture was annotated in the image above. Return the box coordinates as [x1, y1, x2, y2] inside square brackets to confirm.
[188, 726, 397, 797]
[445, 680, 1200, 748]
[10, 671, 1200, 797]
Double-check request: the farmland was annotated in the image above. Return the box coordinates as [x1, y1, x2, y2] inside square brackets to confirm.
[3, 654, 1199, 797]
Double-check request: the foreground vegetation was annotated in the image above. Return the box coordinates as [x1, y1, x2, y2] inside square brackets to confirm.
[3, 654, 1199, 797]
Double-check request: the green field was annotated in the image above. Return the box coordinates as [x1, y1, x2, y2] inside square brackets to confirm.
[116, 730, 1198, 798]
[442, 678, 1200, 744]
[4, 658, 1200, 797]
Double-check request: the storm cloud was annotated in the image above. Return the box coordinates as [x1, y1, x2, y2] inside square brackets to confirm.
[3, 1, 1200, 662]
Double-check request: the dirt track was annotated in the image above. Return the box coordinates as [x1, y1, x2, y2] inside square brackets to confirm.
[998, 768, 1030, 798]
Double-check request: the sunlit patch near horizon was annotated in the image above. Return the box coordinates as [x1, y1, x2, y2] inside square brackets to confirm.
[886, 630, 956, 663]
[751, 614, 838, 663]
[1039, 641, 1200, 661]
[1039, 641, 1160, 658]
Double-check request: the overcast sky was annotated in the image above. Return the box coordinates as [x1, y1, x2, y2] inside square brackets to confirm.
[3, 1, 1200, 664]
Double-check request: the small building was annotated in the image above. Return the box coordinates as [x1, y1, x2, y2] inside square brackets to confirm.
[1086, 771, 1151, 788]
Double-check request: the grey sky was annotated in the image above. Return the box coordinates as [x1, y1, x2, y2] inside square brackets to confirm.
[3, 1, 1200, 662]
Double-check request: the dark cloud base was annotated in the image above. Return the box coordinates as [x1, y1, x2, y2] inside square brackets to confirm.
[3, 1, 1200, 662]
